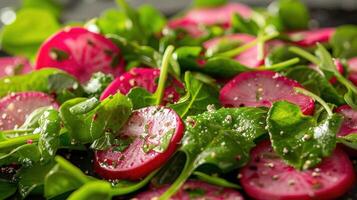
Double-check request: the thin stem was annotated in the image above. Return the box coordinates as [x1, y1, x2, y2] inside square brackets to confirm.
[289, 46, 319, 65]
[0, 134, 40, 150]
[258, 58, 300, 71]
[294, 87, 333, 116]
[216, 32, 279, 58]
[335, 73, 357, 94]
[257, 31, 265, 61]
[154, 45, 175, 105]
[1, 129, 34, 135]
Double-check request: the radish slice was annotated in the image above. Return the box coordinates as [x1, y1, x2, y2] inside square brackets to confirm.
[167, 3, 252, 37]
[204, 34, 264, 67]
[0, 92, 59, 130]
[35, 27, 125, 83]
[240, 141, 355, 200]
[135, 180, 244, 200]
[219, 71, 315, 115]
[347, 57, 357, 86]
[289, 28, 335, 47]
[94, 106, 184, 180]
[335, 105, 357, 136]
[0, 57, 32, 78]
[100, 68, 183, 104]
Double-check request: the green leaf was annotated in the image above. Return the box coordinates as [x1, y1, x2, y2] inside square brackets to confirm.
[337, 134, 357, 150]
[22, 0, 62, 18]
[0, 144, 41, 167]
[37, 109, 61, 162]
[203, 57, 251, 77]
[231, 13, 259, 35]
[193, 171, 240, 189]
[84, 72, 114, 99]
[0, 179, 17, 200]
[330, 25, 357, 58]
[0, 8, 60, 59]
[48, 72, 84, 103]
[169, 71, 220, 118]
[159, 107, 267, 199]
[19, 106, 53, 129]
[17, 161, 55, 198]
[193, 0, 227, 7]
[267, 101, 343, 170]
[60, 93, 132, 144]
[67, 181, 112, 200]
[127, 87, 156, 109]
[265, 46, 308, 66]
[269, 0, 309, 30]
[138, 5, 166, 35]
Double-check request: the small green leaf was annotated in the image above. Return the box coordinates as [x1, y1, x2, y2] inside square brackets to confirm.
[330, 25, 357, 58]
[0, 179, 17, 200]
[337, 133, 357, 150]
[84, 72, 114, 99]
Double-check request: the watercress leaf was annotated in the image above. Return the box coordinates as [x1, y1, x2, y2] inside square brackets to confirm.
[60, 93, 132, 144]
[315, 44, 337, 74]
[160, 107, 267, 199]
[22, 0, 62, 18]
[267, 101, 343, 170]
[127, 87, 156, 109]
[330, 25, 357, 59]
[169, 71, 220, 118]
[84, 72, 114, 99]
[67, 181, 112, 200]
[284, 66, 345, 105]
[337, 134, 357, 150]
[37, 109, 61, 162]
[0, 144, 41, 167]
[193, 171, 240, 189]
[203, 57, 251, 77]
[17, 161, 55, 198]
[0, 179, 17, 200]
[231, 13, 259, 35]
[48, 72, 84, 103]
[269, 0, 309, 30]
[0, 8, 60, 59]
[138, 4, 166, 35]
[193, 0, 227, 7]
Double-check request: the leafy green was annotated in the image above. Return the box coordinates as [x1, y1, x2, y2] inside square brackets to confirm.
[60, 93, 132, 144]
[337, 134, 357, 150]
[67, 181, 112, 200]
[203, 57, 251, 77]
[159, 107, 267, 199]
[330, 25, 357, 59]
[169, 71, 220, 118]
[17, 162, 55, 198]
[22, 0, 62, 18]
[0, 144, 41, 167]
[84, 72, 114, 98]
[193, 171, 240, 189]
[37, 109, 61, 162]
[231, 13, 259, 35]
[137, 5, 166, 36]
[267, 101, 342, 170]
[268, 0, 309, 30]
[47, 72, 84, 103]
[193, 0, 227, 7]
[0, 179, 17, 200]
[0, 8, 60, 59]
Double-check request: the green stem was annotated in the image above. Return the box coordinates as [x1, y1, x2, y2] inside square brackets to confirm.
[159, 160, 195, 200]
[335, 73, 357, 94]
[216, 32, 279, 58]
[0, 134, 40, 150]
[154, 45, 175, 105]
[55, 156, 91, 184]
[294, 87, 333, 116]
[1, 129, 34, 135]
[257, 31, 265, 61]
[111, 170, 157, 196]
[289, 46, 319, 65]
[258, 58, 300, 71]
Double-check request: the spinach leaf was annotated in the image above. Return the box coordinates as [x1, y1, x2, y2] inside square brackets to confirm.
[159, 107, 267, 199]
[48, 72, 84, 103]
[231, 13, 259, 35]
[17, 161, 55, 198]
[267, 101, 342, 170]
[0, 144, 41, 167]
[60, 93, 132, 144]
[84, 72, 113, 99]
[67, 181, 112, 200]
[193, 0, 227, 7]
[0, 8, 60, 59]
[330, 25, 357, 59]
[19, 106, 53, 129]
[169, 71, 220, 118]
[284, 66, 345, 105]
[127, 87, 156, 109]
[22, 0, 62, 18]
[0, 179, 17, 200]
[193, 171, 240, 189]
[269, 0, 309, 30]
[203, 57, 251, 77]
[37, 109, 61, 162]
[337, 134, 357, 150]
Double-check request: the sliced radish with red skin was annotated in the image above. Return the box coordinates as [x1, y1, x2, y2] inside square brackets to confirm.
[135, 180, 244, 200]
[335, 105, 357, 136]
[240, 141, 355, 200]
[219, 71, 315, 115]
[204, 34, 264, 67]
[347, 57, 357, 86]
[94, 106, 184, 180]
[167, 3, 252, 37]
[0, 92, 59, 130]
[289, 28, 335, 47]
[100, 68, 183, 104]
[35, 27, 125, 83]
[0, 57, 32, 78]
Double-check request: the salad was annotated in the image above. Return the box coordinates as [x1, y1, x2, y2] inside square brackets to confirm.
[1, 0, 357, 199]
